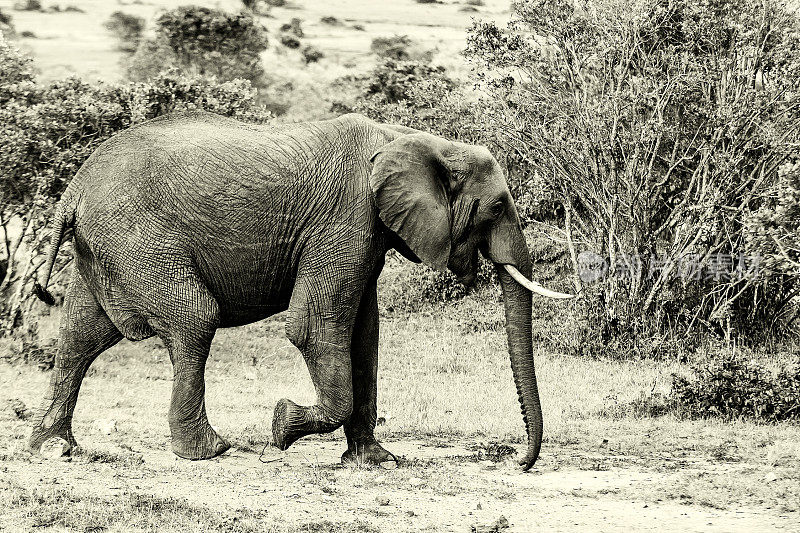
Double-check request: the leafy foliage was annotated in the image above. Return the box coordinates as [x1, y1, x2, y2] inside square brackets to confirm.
[463, 0, 800, 347]
[361, 59, 454, 104]
[128, 7, 268, 82]
[370, 35, 413, 60]
[355, 0, 800, 353]
[301, 45, 323, 64]
[673, 356, 800, 422]
[0, 38, 269, 336]
[0, 9, 13, 37]
[104, 11, 145, 53]
[12, 1, 41, 12]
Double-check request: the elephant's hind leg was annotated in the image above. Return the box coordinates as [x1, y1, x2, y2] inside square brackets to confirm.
[29, 272, 122, 455]
[150, 279, 229, 460]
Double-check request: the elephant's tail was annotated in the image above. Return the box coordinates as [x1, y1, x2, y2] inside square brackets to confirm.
[33, 196, 76, 306]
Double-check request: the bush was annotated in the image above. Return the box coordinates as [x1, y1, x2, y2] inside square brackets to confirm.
[0, 9, 13, 37]
[673, 356, 800, 422]
[129, 7, 268, 82]
[12, 0, 41, 12]
[279, 34, 300, 49]
[361, 59, 454, 104]
[105, 11, 144, 53]
[301, 45, 323, 64]
[320, 16, 341, 26]
[0, 39, 270, 336]
[280, 17, 303, 37]
[370, 35, 412, 60]
[460, 0, 800, 348]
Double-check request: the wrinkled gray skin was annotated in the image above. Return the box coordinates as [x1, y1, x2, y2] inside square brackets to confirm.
[28, 112, 543, 469]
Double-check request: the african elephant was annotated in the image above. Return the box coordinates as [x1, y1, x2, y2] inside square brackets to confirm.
[28, 112, 571, 469]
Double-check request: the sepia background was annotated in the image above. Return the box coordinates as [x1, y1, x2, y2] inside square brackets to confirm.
[1, 0, 799, 531]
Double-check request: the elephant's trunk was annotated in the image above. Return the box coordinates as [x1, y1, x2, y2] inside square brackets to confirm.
[496, 258, 543, 470]
[486, 216, 544, 470]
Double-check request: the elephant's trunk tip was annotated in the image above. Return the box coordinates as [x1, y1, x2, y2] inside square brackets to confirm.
[33, 281, 56, 306]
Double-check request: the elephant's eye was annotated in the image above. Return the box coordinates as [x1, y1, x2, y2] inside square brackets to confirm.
[490, 202, 505, 218]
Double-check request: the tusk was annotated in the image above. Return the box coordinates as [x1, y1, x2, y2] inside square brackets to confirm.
[503, 264, 575, 299]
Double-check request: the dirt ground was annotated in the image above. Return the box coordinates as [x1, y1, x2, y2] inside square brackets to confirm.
[2, 434, 798, 532]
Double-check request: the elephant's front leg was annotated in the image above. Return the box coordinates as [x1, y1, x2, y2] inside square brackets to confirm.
[341, 281, 397, 466]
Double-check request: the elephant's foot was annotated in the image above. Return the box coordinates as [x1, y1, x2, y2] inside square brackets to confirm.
[29, 422, 79, 457]
[342, 439, 398, 467]
[170, 424, 230, 460]
[272, 398, 309, 450]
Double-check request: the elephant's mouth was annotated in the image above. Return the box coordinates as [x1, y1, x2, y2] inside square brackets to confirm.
[449, 246, 479, 287]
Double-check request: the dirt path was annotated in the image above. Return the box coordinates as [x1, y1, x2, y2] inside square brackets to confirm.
[3, 437, 797, 532]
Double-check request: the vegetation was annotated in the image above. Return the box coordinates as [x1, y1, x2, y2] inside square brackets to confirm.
[104, 11, 145, 53]
[369, 35, 413, 60]
[2, 0, 800, 528]
[355, 0, 800, 356]
[0, 38, 268, 337]
[128, 6, 269, 82]
[467, 0, 800, 347]
[301, 45, 323, 64]
[0, 9, 13, 37]
[12, 0, 41, 12]
[673, 355, 800, 421]
[280, 17, 303, 37]
[359, 59, 454, 104]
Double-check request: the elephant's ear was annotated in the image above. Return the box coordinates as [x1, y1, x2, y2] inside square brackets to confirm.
[369, 133, 452, 271]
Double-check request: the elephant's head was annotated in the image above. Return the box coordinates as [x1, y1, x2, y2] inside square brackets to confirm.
[370, 132, 573, 470]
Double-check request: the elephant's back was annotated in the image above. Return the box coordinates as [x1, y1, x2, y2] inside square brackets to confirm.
[64, 112, 376, 323]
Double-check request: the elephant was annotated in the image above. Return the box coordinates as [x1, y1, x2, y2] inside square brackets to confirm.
[28, 111, 572, 470]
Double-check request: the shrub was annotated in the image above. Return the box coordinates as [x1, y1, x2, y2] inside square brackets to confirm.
[461, 0, 800, 348]
[0, 39, 270, 336]
[279, 34, 300, 49]
[320, 16, 341, 26]
[0, 9, 13, 37]
[12, 0, 41, 12]
[279, 17, 303, 37]
[105, 11, 145, 53]
[370, 35, 412, 60]
[361, 59, 454, 104]
[673, 356, 800, 422]
[301, 45, 323, 64]
[129, 7, 269, 82]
